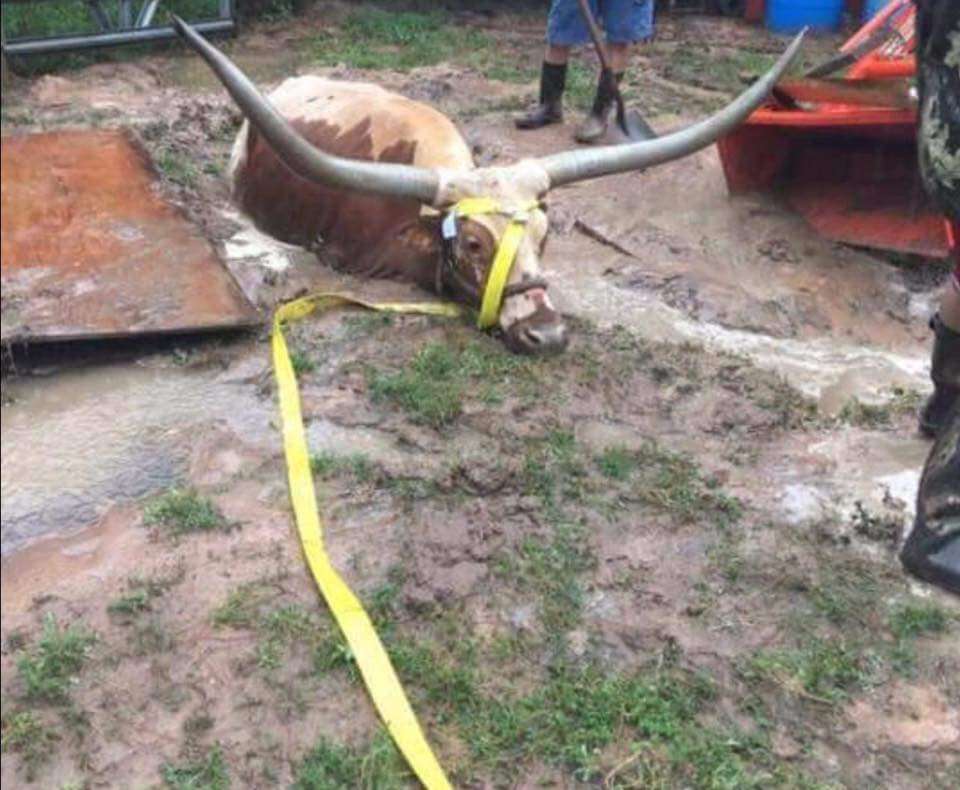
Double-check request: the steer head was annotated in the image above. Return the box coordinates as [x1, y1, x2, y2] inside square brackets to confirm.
[172, 17, 804, 355]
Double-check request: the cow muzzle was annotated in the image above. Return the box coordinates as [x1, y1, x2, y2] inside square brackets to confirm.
[502, 302, 568, 355]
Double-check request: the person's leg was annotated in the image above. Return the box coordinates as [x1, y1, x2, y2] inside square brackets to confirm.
[900, 396, 959, 595]
[573, 0, 649, 143]
[516, 0, 587, 130]
[545, 44, 571, 66]
[920, 256, 960, 437]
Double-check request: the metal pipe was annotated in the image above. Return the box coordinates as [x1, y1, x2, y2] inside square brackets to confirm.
[136, 0, 162, 29]
[3, 19, 234, 55]
[84, 0, 112, 33]
[118, 0, 133, 29]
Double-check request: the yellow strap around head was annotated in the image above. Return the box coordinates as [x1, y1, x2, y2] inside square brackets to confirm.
[273, 293, 460, 790]
[448, 198, 540, 330]
[477, 216, 526, 329]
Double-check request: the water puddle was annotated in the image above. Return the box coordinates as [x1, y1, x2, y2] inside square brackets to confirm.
[1, 356, 275, 556]
[773, 431, 930, 526]
[553, 269, 928, 404]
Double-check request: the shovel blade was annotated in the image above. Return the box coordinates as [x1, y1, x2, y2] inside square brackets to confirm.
[609, 107, 657, 143]
[621, 109, 657, 141]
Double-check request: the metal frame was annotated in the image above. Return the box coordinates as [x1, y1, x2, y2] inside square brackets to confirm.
[1, 0, 234, 57]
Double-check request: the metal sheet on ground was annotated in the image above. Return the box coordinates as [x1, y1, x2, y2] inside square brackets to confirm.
[0, 129, 260, 343]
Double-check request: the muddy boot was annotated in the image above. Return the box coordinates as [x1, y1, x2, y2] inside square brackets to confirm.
[901, 400, 959, 595]
[515, 62, 566, 130]
[574, 70, 621, 144]
[919, 314, 960, 437]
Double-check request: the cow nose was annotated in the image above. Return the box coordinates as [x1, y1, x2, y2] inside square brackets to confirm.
[519, 321, 568, 353]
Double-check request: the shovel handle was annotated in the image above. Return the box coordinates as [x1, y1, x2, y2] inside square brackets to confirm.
[575, 0, 613, 73]
[575, 0, 630, 127]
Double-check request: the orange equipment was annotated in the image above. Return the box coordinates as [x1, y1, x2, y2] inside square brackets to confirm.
[717, 1, 952, 258]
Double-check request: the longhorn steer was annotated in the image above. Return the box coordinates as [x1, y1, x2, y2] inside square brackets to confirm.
[173, 17, 804, 354]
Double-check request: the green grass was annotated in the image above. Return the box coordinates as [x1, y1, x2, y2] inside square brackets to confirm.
[887, 601, 950, 641]
[629, 441, 743, 529]
[307, 5, 553, 99]
[503, 520, 593, 636]
[381, 635, 774, 785]
[383, 476, 441, 502]
[293, 730, 410, 789]
[213, 584, 323, 672]
[144, 488, 228, 535]
[596, 445, 636, 481]
[16, 614, 96, 704]
[3, 0, 222, 38]
[161, 746, 229, 790]
[289, 349, 316, 375]
[108, 589, 152, 618]
[155, 149, 201, 189]
[367, 341, 530, 428]
[522, 429, 587, 506]
[311, 8, 487, 72]
[743, 639, 875, 706]
[836, 387, 924, 429]
[661, 46, 778, 97]
[132, 619, 176, 656]
[256, 605, 316, 670]
[886, 600, 952, 673]
[342, 312, 395, 338]
[2, 0, 232, 74]
[309, 451, 376, 483]
[107, 566, 184, 622]
[0, 710, 59, 781]
[807, 560, 881, 628]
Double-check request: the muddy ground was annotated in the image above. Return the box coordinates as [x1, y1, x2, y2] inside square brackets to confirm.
[1, 3, 958, 789]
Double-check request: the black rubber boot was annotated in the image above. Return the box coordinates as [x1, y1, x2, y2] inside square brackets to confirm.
[901, 400, 959, 595]
[574, 70, 622, 143]
[515, 62, 566, 130]
[919, 313, 960, 437]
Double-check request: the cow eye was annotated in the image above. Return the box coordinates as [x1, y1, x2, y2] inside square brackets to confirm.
[465, 237, 484, 255]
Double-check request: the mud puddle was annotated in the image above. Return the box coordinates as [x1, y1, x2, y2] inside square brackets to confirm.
[1, 351, 275, 555]
[770, 431, 931, 526]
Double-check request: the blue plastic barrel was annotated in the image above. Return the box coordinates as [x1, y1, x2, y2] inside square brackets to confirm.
[766, 0, 845, 33]
[862, 0, 890, 22]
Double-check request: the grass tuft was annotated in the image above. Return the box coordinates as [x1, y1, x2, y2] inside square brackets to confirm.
[144, 488, 228, 535]
[293, 729, 410, 789]
[309, 451, 376, 483]
[0, 710, 59, 781]
[743, 639, 874, 705]
[16, 614, 96, 704]
[312, 8, 484, 72]
[161, 745, 229, 790]
[887, 600, 950, 641]
[596, 445, 636, 481]
[368, 341, 529, 428]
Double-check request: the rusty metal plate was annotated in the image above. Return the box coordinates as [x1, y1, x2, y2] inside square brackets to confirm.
[1, 129, 260, 343]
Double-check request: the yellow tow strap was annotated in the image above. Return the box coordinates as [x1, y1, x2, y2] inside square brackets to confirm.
[273, 293, 460, 790]
[272, 200, 537, 787]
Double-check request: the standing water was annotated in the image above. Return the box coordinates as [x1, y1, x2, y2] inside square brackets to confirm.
[1, 351, 275, 555]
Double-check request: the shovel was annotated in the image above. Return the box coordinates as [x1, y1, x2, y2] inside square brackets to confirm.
[575, 0, 655, 142]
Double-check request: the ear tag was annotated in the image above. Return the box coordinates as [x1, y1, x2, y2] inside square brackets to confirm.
[441, 212, 458, 241]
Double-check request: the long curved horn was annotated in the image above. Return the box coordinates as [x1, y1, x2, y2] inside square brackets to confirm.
[171, 16, 440, 203]
[538, 30, 806, 188]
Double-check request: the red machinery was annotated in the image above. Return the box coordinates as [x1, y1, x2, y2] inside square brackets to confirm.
[718, 1, 952, 258]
